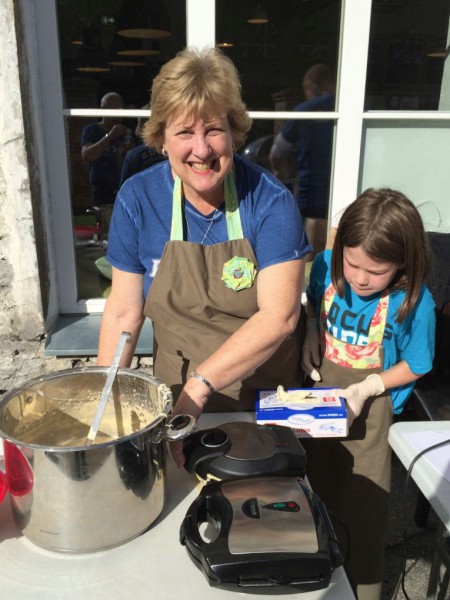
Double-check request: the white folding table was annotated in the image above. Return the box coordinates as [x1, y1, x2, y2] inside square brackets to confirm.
[0, 412, 355, 599]
[389, 420, 450, 599]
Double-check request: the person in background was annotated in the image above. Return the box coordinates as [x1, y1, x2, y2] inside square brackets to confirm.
[97, 48, 311, 467]
[301, 188, 436, 600]
[119, 104, 166, 186]
[81, 92, 130, 205]
[270, 63, 335, 260]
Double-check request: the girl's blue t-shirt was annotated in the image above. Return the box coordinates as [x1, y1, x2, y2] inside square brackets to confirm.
[107, 153, 312, 297]
[307, 250, 436, 414]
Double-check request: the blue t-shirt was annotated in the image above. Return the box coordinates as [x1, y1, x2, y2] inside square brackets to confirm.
[81, 123, 124, 189]
[307, 250, 436, 413]
[119, 144, 166, 186]
[281, 94, 334, 214]
[107, 154, 312, 298]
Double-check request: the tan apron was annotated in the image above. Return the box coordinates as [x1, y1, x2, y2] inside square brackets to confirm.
[144, 172, 304, 411]
[302, 283, 393, 600]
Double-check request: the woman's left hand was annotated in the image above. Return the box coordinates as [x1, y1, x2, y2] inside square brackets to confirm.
[169, 382, 210, 468]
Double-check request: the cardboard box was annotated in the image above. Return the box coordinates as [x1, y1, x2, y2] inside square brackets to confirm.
[256, 387, 348, 438]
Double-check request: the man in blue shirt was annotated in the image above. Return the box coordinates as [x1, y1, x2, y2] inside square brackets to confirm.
[81, 92, 128, 205]
[270, 64, 335, 260]
[119, 106, 166, 186]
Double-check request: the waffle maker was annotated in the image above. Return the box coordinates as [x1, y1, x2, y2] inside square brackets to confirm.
[180, 475, 343, 592]
[182, 422, 306, 481]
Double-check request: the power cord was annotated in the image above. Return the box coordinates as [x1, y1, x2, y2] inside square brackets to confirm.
[327, 510, 358, 597]
[328, 510, 351, 565]
[400, 436, 450, 600]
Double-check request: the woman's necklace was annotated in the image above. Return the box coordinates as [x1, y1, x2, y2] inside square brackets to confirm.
[185, 207, 219, 245]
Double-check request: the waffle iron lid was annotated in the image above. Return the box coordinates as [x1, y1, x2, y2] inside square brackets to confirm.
[182, 421, 306, 481]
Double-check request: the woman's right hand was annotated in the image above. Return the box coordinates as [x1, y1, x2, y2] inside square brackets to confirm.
[301, 318, 323, 382]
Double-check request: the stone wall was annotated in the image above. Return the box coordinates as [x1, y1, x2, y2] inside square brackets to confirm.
[0, 0, 151, 399]
[0, 1, 74, 395]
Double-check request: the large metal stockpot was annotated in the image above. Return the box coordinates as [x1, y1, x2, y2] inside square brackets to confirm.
[0, 367, 195, 553]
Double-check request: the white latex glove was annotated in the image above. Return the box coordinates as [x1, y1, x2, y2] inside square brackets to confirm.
[301, 318, 323, 382]
[337, 374, 385, 427]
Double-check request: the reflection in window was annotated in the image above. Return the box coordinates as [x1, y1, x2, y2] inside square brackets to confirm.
[366, 0, 450, 110]
[55, 1, 186, 299]
[225, 1, 341, 261]
[57, 0, 185, 110]
[216, 0, 341, 114]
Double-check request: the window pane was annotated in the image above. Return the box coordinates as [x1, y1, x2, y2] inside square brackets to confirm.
[216, 0, 341, 112]
[56, 0, 186, 109]
[221, 1, 342, 259]
[365, 0, 450, 110]
[56, 1, 186, 300]
[267, 111, 336, 260]
[360, 122, 450, 233]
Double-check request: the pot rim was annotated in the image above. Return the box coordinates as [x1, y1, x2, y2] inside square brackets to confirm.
[0, 367, 173, 452]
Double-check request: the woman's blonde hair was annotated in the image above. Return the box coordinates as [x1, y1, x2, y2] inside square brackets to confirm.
[143, 47, 252, 152]
[332, 188, 431, 322]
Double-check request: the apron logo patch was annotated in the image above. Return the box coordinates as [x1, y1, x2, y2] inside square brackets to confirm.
[222, 256, 257, 291]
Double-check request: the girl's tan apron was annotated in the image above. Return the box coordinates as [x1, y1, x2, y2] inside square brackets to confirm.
[302, 283, 393, 600]
[144, 173, 304, 411]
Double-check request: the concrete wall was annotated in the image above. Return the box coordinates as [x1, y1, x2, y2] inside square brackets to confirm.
[0, 0, 73, 396]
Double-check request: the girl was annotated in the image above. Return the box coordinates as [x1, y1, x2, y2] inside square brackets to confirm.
[301, 188, 436, 600]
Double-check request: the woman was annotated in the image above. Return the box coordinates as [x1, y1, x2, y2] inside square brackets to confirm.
[97, 48, 311, 464]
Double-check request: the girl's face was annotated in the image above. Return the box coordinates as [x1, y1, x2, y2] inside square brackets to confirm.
[343, 246, 401, 296]
[163, 113, 234, 205]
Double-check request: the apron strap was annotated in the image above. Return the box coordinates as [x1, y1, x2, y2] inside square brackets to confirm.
[170, 171, 243, 242]
[224, 171, 243, 240]
[170, 177, 184, 241]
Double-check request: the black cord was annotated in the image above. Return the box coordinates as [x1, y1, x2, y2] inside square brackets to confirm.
[400, 436, 450, 600]
[328, 510, 351, 564]
[327, 510, 357, 598]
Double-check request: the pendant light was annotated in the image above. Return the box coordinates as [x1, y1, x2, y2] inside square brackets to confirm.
[247, 2, 269, 24]
[116, 0, 171, 39]
[75, 27, 110, 73]
[116, 38, 161, 57]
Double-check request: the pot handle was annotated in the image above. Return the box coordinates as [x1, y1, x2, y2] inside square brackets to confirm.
[165, 414, 198, 442]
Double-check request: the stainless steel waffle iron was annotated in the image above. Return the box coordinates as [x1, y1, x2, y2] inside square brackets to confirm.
[180, 476, 343, 592]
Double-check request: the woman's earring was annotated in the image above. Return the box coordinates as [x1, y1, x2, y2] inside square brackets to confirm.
[162, 147, 168, 157]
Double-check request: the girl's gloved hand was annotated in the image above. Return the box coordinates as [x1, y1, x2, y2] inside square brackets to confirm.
[337, 374, 385, 427]
[301, 318, 323, 382]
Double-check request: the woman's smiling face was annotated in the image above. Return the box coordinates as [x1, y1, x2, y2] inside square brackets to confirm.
[163, 113, 234, 205]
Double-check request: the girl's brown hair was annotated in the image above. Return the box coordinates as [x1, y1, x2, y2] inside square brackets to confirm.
[332, 188, 431, 322]
[143, 47, 252, 153]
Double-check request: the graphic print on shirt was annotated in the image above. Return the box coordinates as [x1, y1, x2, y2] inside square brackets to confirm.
[325, 300, 393, 345]
[150, 258, 161, 279]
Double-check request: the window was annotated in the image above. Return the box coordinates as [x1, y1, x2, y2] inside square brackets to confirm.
[361, 0, 450, 233]
[29, 0, 450, 322]
[56, 1, 186, 303]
